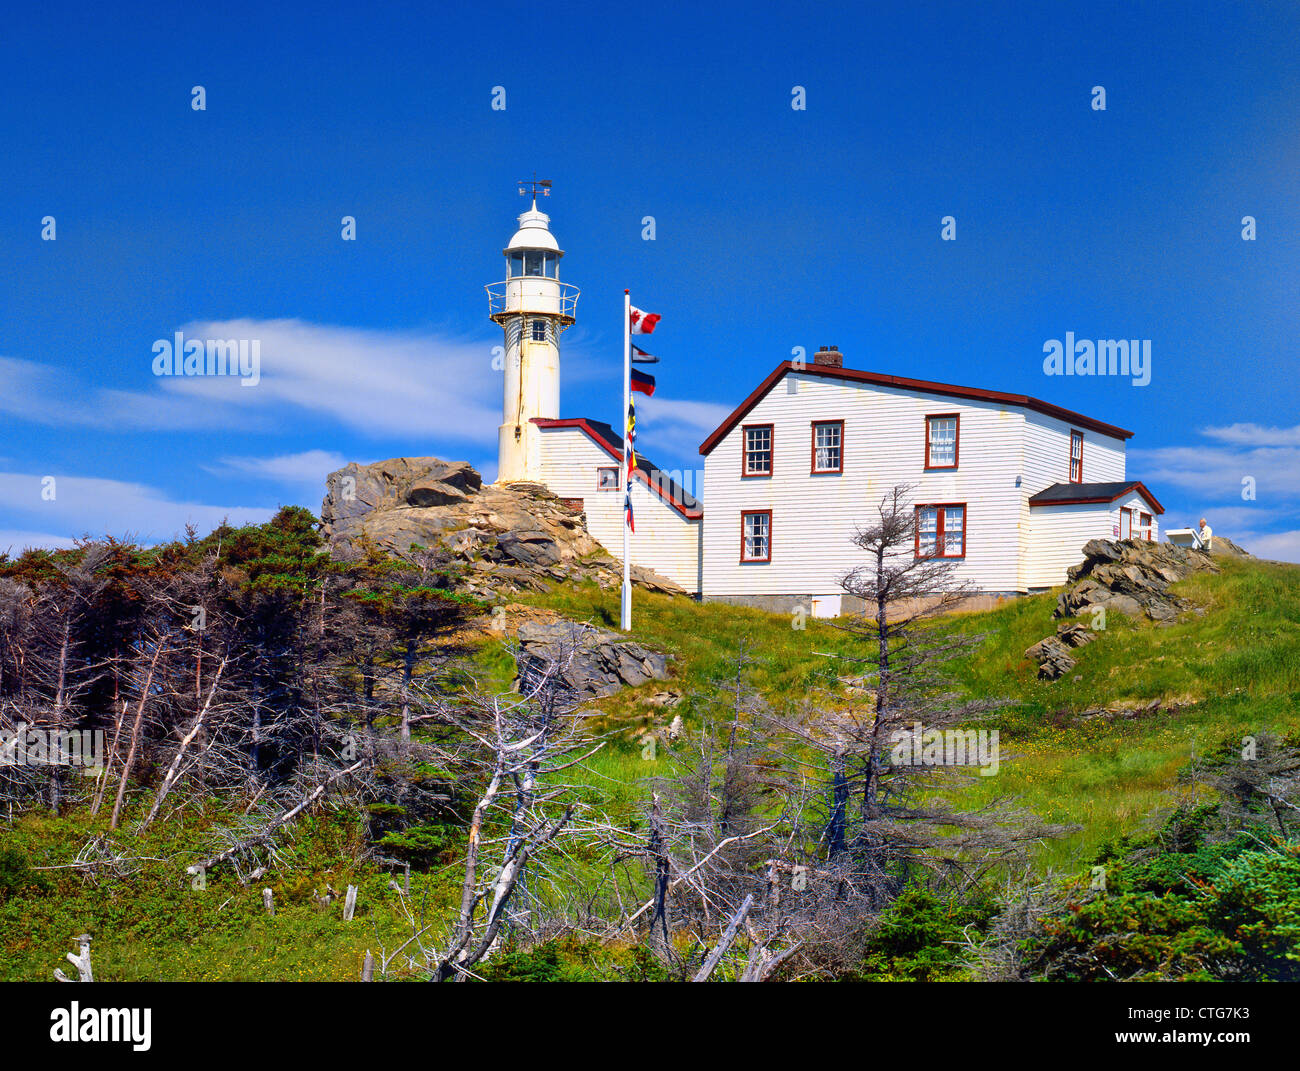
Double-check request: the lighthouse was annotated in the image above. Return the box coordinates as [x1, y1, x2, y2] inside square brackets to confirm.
[487, 185, 580, 483]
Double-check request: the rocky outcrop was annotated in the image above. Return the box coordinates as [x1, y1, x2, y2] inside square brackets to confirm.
[515, 618, 671, 701]
[1207, 536, 1252, 559]
[1025, 537, 1237, 681]
[320, 457, 686, 600]
[1054, 538, 1220, 623]
[1025, 621, 1097, 680]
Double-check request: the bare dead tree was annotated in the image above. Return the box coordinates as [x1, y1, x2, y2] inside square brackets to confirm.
[961, 864, 1074, 981]
[369, 626, 612, 981]
[1186, 732, 1300, 840]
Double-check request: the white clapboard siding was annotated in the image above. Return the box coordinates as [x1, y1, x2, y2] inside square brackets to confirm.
[1023, 502, 1114, 589]
[1021, 410, 1126, 491]
[535, 426, 702, 593]
[1024, 491, 1161, 589]
[1016, 412, 1128, 589]
[701, 372, 1029, 598]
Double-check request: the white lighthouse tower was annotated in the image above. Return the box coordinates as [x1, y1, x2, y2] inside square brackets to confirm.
[487, 182, 580, 483]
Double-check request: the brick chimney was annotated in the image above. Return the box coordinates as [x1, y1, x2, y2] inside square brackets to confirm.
[813, 345, 843, 369]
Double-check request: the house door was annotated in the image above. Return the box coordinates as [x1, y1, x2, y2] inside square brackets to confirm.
[1119, 508, 1133, 539]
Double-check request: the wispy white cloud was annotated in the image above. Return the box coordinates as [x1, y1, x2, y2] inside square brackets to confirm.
[0, 530, 77, 556]
[0, 471, 272, 547]
[204, 449, 350, 486]
[1246, 530, 1300, 563]
[1129, 443, 1300, 498]
[1126, 424, 1300, 561]
[0, 356, 246, 432]
[202, 448, 355, 514]
[167, 319, 501, 441]
[2, 319, 505, 443]
[1201, 423, 1300, 447]
[636, 394, 731, 468]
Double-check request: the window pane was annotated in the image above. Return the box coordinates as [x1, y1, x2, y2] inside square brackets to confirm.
[524, 252, 544, 276]
[928, 418, 956, 465]
[814, 424, 840, 470]
[918, 507, 938, 556]
[508, 252, 523, 276]
[943, 507, 964, 555]
[744, 513, 769, 559]
[745, 427, 772, 474]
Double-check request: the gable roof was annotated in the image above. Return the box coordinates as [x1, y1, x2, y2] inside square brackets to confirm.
[698, 362, 1136, 455]
[1029, 480, 1164, 514]
[531, 417, 703, 520]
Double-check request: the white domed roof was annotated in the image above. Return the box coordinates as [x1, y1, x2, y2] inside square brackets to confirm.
[505, 203, 562, 253]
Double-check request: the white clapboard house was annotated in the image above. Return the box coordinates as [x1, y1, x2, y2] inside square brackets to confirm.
[484, 200, 1160, 611]
[696, 347, 1163, 616]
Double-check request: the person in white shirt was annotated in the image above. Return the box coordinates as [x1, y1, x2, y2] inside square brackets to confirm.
[1197, 517, 1213, 552]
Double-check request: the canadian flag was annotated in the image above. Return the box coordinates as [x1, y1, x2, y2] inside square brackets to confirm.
[629, 306, 661, 335]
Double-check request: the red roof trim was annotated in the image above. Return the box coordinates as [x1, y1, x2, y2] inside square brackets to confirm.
[1030, 481, 1165, 514]
[532, 417, 704, 520]
[698, 362, 1136, 455]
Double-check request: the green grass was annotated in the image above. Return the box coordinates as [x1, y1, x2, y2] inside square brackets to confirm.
[522, 555, 1300, 869]
[4, 554, 1297, 979]
[0, 805, 462, 982]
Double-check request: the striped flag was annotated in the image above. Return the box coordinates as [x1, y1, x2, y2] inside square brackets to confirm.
[630, 368, 656, 396]
[625, 399, 637, 485]
[624, 492, 635, 533]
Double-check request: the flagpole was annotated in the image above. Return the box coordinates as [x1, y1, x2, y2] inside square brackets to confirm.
[621, 289, 632, 631]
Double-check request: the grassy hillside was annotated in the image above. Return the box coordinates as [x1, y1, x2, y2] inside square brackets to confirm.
[525, 554, 1300, 868]
[3, 553, 1296, 980]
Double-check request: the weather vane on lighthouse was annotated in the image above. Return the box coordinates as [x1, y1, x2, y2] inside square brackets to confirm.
[518, 174, 552, 201]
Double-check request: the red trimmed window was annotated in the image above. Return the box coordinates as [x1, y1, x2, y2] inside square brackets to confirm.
[742, 424, 773, 476]
[811, 420, 843, 473]
[741, 510, 772, 562]
[1069, 430, 1084, 483]
[925, 415, 959, 469]
[915, 504, 966, 559]
[1139, 512, 1153, 541]
[596, 466, 619, 491]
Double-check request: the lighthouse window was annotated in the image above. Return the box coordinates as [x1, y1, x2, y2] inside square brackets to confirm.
[524, 251, 546, 276]
[530, 320, 547, 342]
[508, 252, 524, 276]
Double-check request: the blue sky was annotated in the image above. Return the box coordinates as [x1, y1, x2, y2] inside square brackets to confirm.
[1, 1, 1297, 559]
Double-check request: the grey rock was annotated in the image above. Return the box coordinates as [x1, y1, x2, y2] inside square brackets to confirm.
[320, 455, 685, 596]
[1056, 537, 1219, 622]
[1037, 650, 1077, 680]
[515, 619, 672, 701]
[496, 530, 563, 568]
[1025, 635, 1072, 663]
[1056, 622, 1095, 648]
